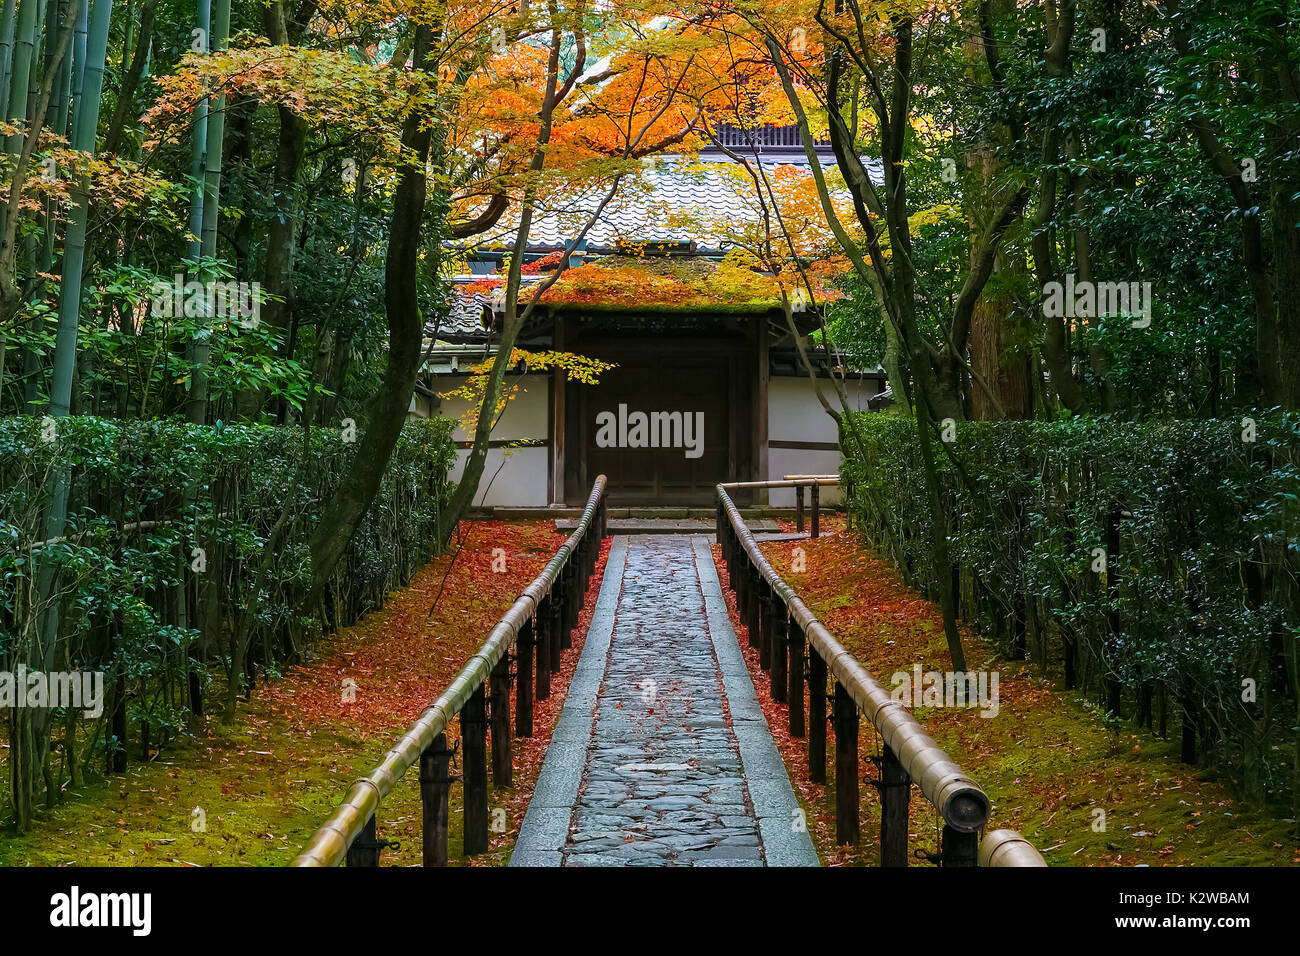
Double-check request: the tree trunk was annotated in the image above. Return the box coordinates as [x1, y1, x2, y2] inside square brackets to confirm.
[969, 280, 1032, 420]
[445, 18, 570, 529]
[22, 1, 113, 825]
[99, 0, 154, 156]
[306, 24, 437, 603]
[183, 0, 211, 264]
[0, 0, 20, 118]
[3, 0, 39, 152]
[258, 0, 308, 421]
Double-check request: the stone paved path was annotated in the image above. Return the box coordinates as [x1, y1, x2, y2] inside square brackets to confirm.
[511, 535, 818, 867]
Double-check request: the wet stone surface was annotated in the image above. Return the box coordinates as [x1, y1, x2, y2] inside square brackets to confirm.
[562, 536, 765, 866]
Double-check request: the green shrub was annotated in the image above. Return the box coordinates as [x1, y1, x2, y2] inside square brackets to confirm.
[0, 416, 457, 820]
[842, 413, 1300, 805]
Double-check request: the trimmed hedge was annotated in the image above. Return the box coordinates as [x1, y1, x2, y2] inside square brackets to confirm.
[0, 416, 457, 820]
[841, 412, 1300, 805]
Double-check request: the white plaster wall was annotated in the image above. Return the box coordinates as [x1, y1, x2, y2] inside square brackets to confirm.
[766, 375, 879, 507]
[434, 373, 551, 507]
[451, 446, 549, 506]
[435, 373, 550, 441]
[409, 392, 432, 418]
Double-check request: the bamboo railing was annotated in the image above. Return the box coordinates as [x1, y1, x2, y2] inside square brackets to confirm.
[292, 477, 608, 867]
[716, 479, 1046, 867]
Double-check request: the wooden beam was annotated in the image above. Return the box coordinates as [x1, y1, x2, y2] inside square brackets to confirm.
[756, 319, 769, 505]
[546, 356, 555, 504]
[727, 352, 739, 492]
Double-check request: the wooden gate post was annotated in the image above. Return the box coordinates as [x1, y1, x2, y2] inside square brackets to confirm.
[743, 561, 754, 629]
[345, 814, 380, 867]
[809, 649, 827, 784]
[516, 618, 534, 737]
[787, 615, 805, 738]
[490, 655, 512, 788]
[575, 536, 586, 589]
[419, 732, 452, 866]
[563, 559, 578, 648]
[833, 682, 859, 845]
[462, 684, 489, 855]
[549, 581, 565, 667]
[941, 826, 978, 867]
[743, 563, 758, 649]
[795, 485, 805, 533]
[879, 743, 910, 867]
[536, 596, 552, 701]
[811, 484, 820, 539]
[728, 527, 738, 582]
[743, 564, 754, 639]
[768, 591, 787, 703]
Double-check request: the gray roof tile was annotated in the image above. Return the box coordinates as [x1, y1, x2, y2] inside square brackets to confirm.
[433, 154, 880, 341]
[468, 155, 877, 253]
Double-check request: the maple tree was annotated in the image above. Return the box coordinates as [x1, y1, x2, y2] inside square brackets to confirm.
[437, 346, 614, 434]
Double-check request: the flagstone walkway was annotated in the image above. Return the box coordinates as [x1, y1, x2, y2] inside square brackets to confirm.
[511, 535, 818, 867]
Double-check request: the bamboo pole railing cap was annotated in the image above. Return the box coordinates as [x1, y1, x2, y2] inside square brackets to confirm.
[719, 478, 838, 490]
[979, 829, 1048, 867]
[716, 482, 1049, 857]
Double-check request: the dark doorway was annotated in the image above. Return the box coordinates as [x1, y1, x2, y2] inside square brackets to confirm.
[563, 329, 755, 506]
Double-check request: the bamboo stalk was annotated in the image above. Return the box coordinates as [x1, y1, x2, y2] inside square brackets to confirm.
[3, 0, 39, 151]
[186, 0, 229, 425]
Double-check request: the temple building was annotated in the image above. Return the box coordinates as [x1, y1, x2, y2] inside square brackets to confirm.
[414, 126, 887, 508]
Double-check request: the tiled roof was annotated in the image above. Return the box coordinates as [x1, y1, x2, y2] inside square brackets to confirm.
[436, 284, 489, 338]
[433, 276, 545, 341]
[465, 154, 880, 254]
[433, 153, 882, 341]
[525, 160, 758, 249]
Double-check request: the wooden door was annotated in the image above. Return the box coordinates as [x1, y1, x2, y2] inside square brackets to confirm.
[566, 337, 750, 505]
